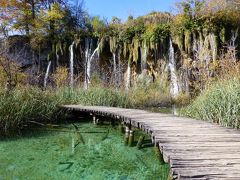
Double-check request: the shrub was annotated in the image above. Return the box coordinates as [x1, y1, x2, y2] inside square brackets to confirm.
[129, 77, 172, 107]
[52, 66, 69, 88]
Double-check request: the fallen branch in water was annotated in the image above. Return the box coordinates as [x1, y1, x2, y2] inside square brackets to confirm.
[72, 123, 85, 145]
[27, 121, 60, 127]
[29, 128, 107, 134]
[101, 128, 110, 141]
[59, 161, 74, 171]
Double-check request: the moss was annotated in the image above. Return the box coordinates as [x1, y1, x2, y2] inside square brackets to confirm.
[184, 30, 192, 55]
[175, 33, 184, 52]
[110, 36, 117, 53]
[132, 38, 140, 62]
[123, 42, 128, 58]
[199, 31, 204, 47]
[209, 32, 218, 61]
[220, 27, 226, 43]
[99, 37, 105, 53]
[192, 31, 198, 51]
[55, 42, 63, 56]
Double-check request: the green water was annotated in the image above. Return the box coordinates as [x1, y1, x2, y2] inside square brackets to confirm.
[0, 121, 169, 180]
[146, 105, 180, 115]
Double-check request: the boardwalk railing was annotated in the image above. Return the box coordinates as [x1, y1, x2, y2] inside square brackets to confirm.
[62, 105, 240, 180]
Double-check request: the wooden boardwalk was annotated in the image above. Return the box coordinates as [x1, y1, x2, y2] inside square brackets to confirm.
[62, 105, 240, 180]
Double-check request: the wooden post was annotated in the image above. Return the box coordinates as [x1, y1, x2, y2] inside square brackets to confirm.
[151, 135, 155, 143]
[118, 123, 124, 134]
[129, 121, 132, 131]
[93, 115, 96, 125]
[124, 126, 129, 145]
[128, 130, 134, 147]
[136, 135, 145, 149]
[111, 118, 115, 126]
[154, 143, 164, 164]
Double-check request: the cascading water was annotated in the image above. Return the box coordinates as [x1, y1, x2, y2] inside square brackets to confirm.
[56, 50, 59, 67]
[229, 28, 239, 61]
[88, 44, 99, 76]
[209, 33, 217, 61]
[117, 50, 121, 86]
[44, 61, 51, 88]
[169, 39, 180, 98]
[69, 41, 75, 87]
[141, 42, 147, 72]
[125, 62, 131, 90]
[113, 52, 117, 85]
[84, 38, 100, 89]
[84, 38, 92, 89]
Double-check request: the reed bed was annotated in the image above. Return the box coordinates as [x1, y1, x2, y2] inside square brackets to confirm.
[0, 80, 172, 133]
[0, 87, 61, 133]
[181, 78, 240, 128]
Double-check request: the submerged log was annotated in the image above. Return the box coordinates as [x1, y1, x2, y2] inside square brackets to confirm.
[136, 135, 145, 149]
[30, 128, 107, 134]
[101, 129, 110, 141]
[124, 126, 130, 145]
[59, 162, 74, 171]
[72, 123, 85, 145]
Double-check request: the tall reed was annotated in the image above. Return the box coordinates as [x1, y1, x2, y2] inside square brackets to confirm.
[181, 77, 240, 128]
[56, 86, 130, 107]
[0, 87, 61, 133]
[0, 82, 172, 133]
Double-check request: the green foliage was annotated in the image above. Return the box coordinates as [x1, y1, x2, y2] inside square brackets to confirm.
[144, 24, 170, 43]
[172, 0, 240, 35]
[181, 78, 240, 128]
[47, 3, 65, 22]
[90, 16, 107, 38]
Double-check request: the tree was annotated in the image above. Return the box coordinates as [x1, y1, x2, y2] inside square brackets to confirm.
[90, 16, 107, 38]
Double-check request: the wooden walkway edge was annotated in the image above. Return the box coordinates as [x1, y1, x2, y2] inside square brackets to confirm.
[62, 105, 240, 180]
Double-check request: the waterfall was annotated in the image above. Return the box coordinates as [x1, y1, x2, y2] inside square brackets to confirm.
[44, 61, 51, 88]
[141, 42, 147, 72]
[113, 52, 117, 85]
[84, 39, 100, 89]
[84, 38, 92, 89]
[117, 50, 121, 86]
[56, 49, 59, 67]
[125, 62, 131, 90]
[229, 28, 239, 61]
[169, 39, 180, 98]
[69, 41, 75, 87]
[209, 33, 217, 61]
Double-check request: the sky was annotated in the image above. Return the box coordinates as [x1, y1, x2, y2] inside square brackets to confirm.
[83, 0, 180, 22]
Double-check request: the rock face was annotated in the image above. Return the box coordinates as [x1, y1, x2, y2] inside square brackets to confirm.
[2, 24, 239, 95]
[1, 36, 46, 74]
[5, 36, 35, 69]
[0, 35, 52, 86]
